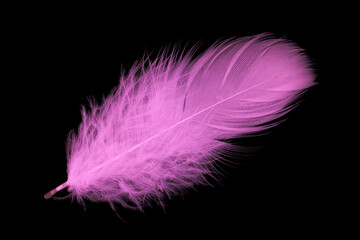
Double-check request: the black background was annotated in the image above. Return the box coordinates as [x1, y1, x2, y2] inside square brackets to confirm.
[10, 3, 346, 238]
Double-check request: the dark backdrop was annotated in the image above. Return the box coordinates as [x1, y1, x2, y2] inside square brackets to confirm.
[13, 3, 342, 238]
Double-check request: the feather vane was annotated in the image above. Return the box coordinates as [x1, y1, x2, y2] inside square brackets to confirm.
[45, 34, 315, 211]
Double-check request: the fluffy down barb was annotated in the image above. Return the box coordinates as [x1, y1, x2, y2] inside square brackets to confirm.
[46, 33, 315, 211]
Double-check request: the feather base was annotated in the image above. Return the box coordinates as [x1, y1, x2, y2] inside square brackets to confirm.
[44, 182, 68, 199]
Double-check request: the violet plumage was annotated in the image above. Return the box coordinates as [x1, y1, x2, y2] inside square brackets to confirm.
[45, 33, 315, 211]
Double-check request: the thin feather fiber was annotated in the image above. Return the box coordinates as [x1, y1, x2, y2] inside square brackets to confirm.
[65, 33, 315, 210]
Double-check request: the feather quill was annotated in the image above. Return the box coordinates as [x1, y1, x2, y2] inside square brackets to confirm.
[45, 33, 315, 211]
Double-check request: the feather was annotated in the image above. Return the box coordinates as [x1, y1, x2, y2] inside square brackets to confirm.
[45, 33, 315, 211]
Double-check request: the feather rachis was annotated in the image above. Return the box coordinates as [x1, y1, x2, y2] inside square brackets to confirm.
[45, 33, 315, 211]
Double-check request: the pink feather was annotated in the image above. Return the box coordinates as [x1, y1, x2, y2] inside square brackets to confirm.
[45, 33, 315, 211]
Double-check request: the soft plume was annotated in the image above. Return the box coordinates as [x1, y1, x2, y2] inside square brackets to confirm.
[45, 33, 315, 211]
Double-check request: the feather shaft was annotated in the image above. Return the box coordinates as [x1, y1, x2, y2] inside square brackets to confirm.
[44, 182, 68, 199]
[87, 79, 269, 175]
[45, 33, 315, 211]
